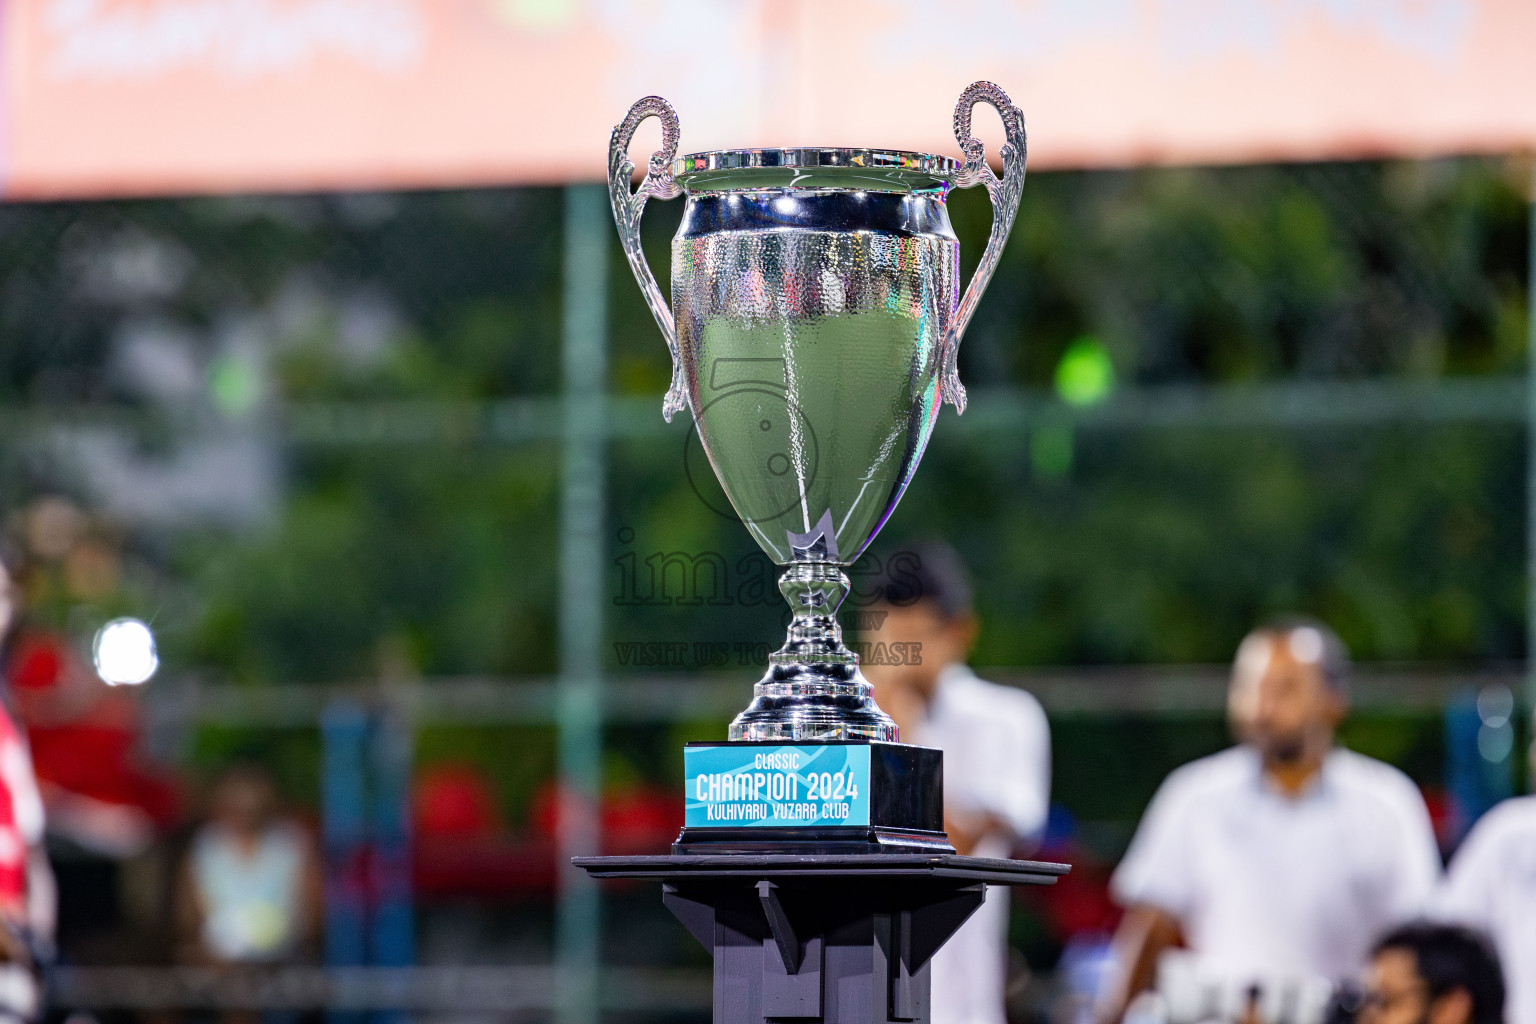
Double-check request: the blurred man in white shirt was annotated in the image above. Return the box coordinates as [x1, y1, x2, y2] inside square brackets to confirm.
[863, 542, 1051, 1024]
[1099, 619, 1440, 1024]
[1435, 725, 1536, 1024]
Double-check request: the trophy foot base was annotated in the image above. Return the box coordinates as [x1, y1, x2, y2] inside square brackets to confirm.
[727, 715, 898, 743]
[728, 662, 899, 742]
[674, 825, 953, 855]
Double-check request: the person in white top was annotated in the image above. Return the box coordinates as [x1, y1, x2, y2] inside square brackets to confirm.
[862, 542, 1051, 1024]
[1099, 618, 1441, 1024]
[176, 763, 321, 965]
[1435, 728, 1536, 1024]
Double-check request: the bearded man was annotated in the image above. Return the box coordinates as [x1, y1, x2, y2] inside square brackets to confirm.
[1098, 619, 1441, 1024]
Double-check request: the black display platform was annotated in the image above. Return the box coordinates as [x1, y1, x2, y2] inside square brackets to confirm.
[575, 853, 1070, 1024]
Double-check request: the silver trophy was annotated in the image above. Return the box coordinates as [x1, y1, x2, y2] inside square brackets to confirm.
[609, 82, 1026, 744]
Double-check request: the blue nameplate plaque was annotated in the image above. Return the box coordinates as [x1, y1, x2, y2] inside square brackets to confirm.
[681, 740, 944, 842]
[685, 743, 872, 828]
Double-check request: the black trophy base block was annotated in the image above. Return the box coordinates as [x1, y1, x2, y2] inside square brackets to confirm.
[678, 740, 948, 855]
[676, 826, 953, 855]
[575, 853, 1070, 1024]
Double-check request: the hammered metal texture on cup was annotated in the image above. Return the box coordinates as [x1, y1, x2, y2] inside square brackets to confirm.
[674, 191, 957, 567]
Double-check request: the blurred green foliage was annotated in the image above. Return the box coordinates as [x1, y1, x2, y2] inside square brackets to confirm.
[892, 423, 1524, 666]
[951, 160, 1530, 385]
[0, 157, 1529, 826]
[177, 443, 561, 683]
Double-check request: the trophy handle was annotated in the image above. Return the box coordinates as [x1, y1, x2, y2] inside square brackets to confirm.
[609, 96, 687, 422]
[943, 81, 1028, 414]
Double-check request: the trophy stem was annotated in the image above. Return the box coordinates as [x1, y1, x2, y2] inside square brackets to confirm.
[727, 562, 899, 743]
[770, 562, 857, 668]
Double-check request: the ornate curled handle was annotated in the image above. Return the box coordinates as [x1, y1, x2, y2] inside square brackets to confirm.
[609, 96, 686, 422]
[942, 81, 1028, 413]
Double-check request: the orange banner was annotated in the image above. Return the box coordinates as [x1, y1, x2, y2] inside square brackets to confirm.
[2, 0, 1533, 199]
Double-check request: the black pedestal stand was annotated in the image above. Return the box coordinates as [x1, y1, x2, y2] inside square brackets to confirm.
[574, 852, 1069, 1024]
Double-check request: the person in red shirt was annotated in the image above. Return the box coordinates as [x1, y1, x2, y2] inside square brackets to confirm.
[4, 627, 179, 852]
[0, 555, 53, 1022]
[1, 500, 181, 849]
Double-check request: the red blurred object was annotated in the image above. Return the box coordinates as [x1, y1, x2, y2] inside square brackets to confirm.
[27, 719, 181, 826]
[411, 837, 558, 899]
[528, 780, 682, 854]
[410, 763, 547, 899]
[1420, 785, 1456, 853]
[412, 762, 555, 899]
[414, 763, 501, 839]
[1018, 839, 1121, 943]
[3, 631, 182, 839]
[0, 708, 39, 913]
[9, 641, 61, 691]
[600, 786, 681, 854]
[412, 773, 681, 901]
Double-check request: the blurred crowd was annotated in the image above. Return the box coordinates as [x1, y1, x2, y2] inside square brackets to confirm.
[0, 498, 327, 1013]
[0, 497, 682, 1020]
[0, 498, 1532, 1024]
[861, 545, 1531, 1024]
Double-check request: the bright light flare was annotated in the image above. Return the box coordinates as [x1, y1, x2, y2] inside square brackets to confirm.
[93, 618, 159, 686]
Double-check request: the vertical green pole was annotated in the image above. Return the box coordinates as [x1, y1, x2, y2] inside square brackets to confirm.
[556, 183, 608, 1024]
[1527, 166, 1536, 793]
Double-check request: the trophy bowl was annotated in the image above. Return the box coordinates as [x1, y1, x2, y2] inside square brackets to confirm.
[610, 83, 1026, 745]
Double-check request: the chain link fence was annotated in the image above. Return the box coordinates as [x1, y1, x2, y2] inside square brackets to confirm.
[0, 157, 1530, 1020]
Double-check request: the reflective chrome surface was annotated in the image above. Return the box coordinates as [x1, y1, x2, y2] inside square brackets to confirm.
[727, 561, 895, 741]
[672, 147, 957, 194]
[607, 84, 1026, 742]
[675, 189, 955, 568]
